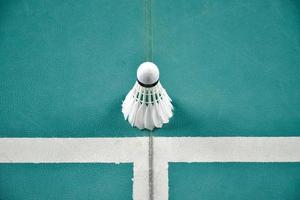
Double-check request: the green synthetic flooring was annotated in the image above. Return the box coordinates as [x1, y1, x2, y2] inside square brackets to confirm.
[0, 0, 299, 199]
[1, 0, 299, 137]
[169, 163, 300, 200]
[0, 163, 133, 200]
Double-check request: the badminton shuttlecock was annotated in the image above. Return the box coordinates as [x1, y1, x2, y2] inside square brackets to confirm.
[122, 62, 173, 130]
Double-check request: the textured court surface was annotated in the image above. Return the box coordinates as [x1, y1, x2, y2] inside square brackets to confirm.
[1, 0, 300, 199]
[0, 163, 133, 200]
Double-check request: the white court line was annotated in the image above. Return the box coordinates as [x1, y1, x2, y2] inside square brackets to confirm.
[153, 137, 300, 200]
[1, 137, 300, 200]
[0, 138, 149, 200]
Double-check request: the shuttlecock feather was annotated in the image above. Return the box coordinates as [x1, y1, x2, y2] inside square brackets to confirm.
[122, 62, 173, 130]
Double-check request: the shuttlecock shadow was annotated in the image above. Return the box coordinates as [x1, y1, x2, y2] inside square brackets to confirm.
[158, 98, 204, 133]
[153, 96, 233, 136]
[99, 95, 232, 136]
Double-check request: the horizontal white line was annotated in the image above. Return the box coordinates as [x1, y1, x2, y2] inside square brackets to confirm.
[154, 137, 300, 162]
[0, 137, 148, 163]
[1, 137, 300, 200]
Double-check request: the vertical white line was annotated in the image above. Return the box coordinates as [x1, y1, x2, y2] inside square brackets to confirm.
[153, 161, 168, 200]
[133, 160, 149, 200]
[153, 137, 169, 200]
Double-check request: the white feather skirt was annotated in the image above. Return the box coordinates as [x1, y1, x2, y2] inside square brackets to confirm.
[122, 81, 173, 130]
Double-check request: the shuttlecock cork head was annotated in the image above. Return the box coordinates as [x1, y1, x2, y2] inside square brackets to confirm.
[137, 62, 159, 87]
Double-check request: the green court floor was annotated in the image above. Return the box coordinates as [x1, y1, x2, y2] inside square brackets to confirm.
[169, 163, 300, 200]
[0, 163, 132, 200]
[1, 0, 299, 137]
[0, 0, 299, 199]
